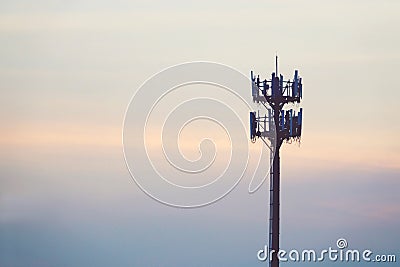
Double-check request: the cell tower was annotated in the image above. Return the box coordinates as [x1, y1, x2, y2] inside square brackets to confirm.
[250, 56, 303, 267]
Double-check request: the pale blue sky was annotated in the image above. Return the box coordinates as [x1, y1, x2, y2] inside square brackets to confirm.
[1, 1, 399, 266]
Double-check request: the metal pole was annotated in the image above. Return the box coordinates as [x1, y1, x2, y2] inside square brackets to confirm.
[270, 148, 280, 267]
[269, 109, 281, 267]
[250, 60, 303, 267]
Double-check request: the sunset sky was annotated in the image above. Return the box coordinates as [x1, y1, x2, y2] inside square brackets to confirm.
[1, 1, 399, 266]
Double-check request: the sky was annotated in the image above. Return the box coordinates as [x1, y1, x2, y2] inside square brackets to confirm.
[1, 0, 400, 266]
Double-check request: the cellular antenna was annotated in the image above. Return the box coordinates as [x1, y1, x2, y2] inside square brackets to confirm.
[250, 56, 303, 267]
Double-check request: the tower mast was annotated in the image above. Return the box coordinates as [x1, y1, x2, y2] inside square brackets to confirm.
[250, 57, 303, 267]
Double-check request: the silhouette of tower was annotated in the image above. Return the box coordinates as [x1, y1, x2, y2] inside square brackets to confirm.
[250, 56, 303, 267]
